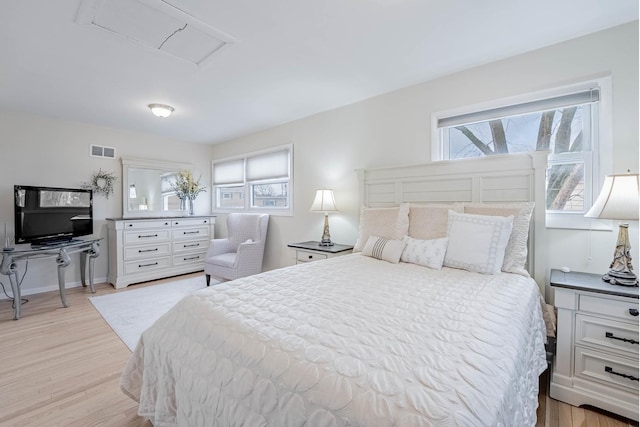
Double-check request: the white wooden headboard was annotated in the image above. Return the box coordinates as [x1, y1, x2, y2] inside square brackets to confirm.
[356, 151, 548, 296]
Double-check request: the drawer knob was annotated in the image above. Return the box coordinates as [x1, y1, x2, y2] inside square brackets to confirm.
[605, 366, 639, 382]
[605, 331, 639, 345]
[629, 308, 639, 317]
[308, 255, 313, 259]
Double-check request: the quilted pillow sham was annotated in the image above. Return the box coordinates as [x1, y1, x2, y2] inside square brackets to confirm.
[408, 203, 463, 240]
[463, 202, 534, 276]
[400, 236, 449, 270]
[444, 210, 514, 275]
[362, 236, 406, 263]
[353, 204, 409, 252]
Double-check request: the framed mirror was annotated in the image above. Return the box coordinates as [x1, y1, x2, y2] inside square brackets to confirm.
[122, 157, 193, 218]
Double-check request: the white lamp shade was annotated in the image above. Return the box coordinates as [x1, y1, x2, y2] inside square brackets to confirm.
[148, 103, 174, 118]
[585, 173, 639, 220]
[310, 189, 338, 213]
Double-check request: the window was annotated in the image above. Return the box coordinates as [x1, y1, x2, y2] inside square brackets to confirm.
[212, 145, 293, 215]
[433, 80, 611, 229]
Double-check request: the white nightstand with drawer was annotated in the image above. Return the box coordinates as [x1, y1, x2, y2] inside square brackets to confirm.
[549, 269, 639, 421]
[287, 241, 353, 264]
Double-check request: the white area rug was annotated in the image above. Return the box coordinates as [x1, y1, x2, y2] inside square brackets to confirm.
[90, 276, 213, 351]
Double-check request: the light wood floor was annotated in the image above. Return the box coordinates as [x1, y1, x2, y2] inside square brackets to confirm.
[0, 274, 637, 427]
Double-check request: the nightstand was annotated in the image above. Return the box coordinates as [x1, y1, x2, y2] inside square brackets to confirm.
[549, 269, 639, 421]
[287, 241, 354, 264]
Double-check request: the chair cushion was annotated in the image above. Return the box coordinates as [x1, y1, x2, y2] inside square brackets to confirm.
[207, 252, 237, 268]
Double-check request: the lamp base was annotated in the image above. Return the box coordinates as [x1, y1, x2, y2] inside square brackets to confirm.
[603, 270, 638, 287]
[602, 223, 638, 287]
[318, 213, 333, 246]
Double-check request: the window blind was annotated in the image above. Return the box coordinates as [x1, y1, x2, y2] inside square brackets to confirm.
[438, 88, 600, 128]
[246, 148, 290, 181]
[213, 159, 244, 185]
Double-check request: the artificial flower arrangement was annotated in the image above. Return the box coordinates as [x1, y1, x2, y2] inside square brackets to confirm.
[170, 170, 207, 200]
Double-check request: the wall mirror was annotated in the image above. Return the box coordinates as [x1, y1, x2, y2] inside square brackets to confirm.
[122, 157, 193, 218]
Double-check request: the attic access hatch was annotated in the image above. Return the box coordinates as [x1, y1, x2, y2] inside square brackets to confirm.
[75, 0, 237, 68]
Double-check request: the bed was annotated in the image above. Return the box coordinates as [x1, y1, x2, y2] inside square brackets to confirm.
[121, 152, 550, 426]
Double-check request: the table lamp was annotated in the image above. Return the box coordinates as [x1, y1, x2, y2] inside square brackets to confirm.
[310, 189, 338, 246]
[585, 173, 639, 286]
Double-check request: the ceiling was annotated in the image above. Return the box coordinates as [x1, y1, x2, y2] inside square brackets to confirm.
[0, 0, 637, 144]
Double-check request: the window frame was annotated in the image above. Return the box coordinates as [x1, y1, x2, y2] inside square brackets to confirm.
[431, 78, 612, 230]
[211, 144, 293, 216]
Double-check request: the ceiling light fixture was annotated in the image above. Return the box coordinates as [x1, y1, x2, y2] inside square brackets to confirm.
[148, 103, 174, 118]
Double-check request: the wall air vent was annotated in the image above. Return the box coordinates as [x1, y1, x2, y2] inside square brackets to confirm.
[75, 0, 237, 68]
[90, 144, 116, 159]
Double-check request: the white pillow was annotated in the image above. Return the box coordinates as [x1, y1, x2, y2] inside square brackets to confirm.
[444, 210, 514, 274]
[408, 203, 463, 240]
[353, 204, 410, 252]
[362, 236, 406, 264]
[463, 202, 534, 276]
[400, 236, 449, 270]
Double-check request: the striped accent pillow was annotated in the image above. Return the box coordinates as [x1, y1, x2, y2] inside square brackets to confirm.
[362, 236, 406, 264]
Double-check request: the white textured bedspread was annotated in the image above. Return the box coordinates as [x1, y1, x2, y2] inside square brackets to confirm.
[121, 255, 547, 427]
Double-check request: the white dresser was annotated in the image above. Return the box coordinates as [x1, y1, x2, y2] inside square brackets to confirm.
[550, 269, 639, 421]
[107, 217, 215, 288]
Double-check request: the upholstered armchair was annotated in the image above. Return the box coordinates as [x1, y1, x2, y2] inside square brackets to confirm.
[204, 213, 269, 285]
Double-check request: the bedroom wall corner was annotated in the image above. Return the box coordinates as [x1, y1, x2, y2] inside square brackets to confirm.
[0, 109, 213, 297]
[209, 21, 638, 281]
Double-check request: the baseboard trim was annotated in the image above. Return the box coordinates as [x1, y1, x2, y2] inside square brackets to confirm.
[0, 276, 108, 300]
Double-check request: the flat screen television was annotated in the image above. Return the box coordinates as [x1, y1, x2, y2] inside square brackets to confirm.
[14, 185, 93, 245]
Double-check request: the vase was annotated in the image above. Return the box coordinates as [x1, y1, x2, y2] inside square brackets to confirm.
[179, 197, 187, 212]
[188, 197, 195, 216]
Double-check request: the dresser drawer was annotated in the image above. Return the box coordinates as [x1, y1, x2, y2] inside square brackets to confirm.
[171, 218, 212, 227]
[173, 252, 206, 266]
[123, 220, 171, 230]
[172, 226, 210, 241]
[124, 257, 171, 275]
[574, 347, 639, 392]
[580, 294, 639, 321]
[576, 314, 639, 356]
[124, 243, 172, 260]
[124, 229, 171, 245]
[173, 240, 209, 254]
[296, 250, 328, 263]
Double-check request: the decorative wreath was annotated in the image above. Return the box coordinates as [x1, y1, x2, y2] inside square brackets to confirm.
[85, 169, 117, 199]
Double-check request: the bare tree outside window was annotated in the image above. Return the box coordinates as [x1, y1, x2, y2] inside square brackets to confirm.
[446, 105, 590, 212]
[253, 184, 277, 197]
[252, 183, 288, 208]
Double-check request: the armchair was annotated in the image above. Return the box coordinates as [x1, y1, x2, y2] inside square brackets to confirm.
[204, 213, 269, 285]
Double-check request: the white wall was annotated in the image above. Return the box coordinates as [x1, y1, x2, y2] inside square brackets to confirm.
[211, 22, 639, 288]
[0, 110, 212, 296]
[1, 22, 636, 300]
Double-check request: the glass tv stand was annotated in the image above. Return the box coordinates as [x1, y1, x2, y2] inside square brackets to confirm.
[0, 238, 101, 319]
